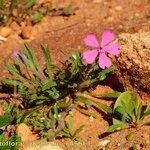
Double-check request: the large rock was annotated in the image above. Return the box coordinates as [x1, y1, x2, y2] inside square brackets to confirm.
[117, 31, 150, 94]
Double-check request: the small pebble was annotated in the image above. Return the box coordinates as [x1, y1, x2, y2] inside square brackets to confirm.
[99, 139, 110, 147]
[115, 6, 123, 11]
[89, 116, 94, 122]
[0, 27, 12, 37]
[0, 35, 7, 42]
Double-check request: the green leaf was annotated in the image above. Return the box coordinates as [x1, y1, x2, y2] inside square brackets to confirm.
[94, 101, 112, 113]
[23, 45, 44, 77]
[126, 132, 134, 141]
[67, 115, 74, 136]
[2, 102, 13, 114]
[70, 52, 83, 75]
[73, 125, 85, 137]
[3, 61, 20, 76]
[0, 114, 13, 127]
[54, 104, 59, 120]
[113, 91, 138, 125]
[12, 53, 26, 69]
[41, 46, 53, 81]
[62, 5, 77, 16]
[143, 102, 150, 117]
[58, 131, 71, 138]
[75, 107, 97, 118]
[27, 0, 36, 8]
[42, 81, 56, 91]
[93, 91, 121, 99]
[113, 106, 131, 124]
[20, 105, 42, 122]
[107, 124, 122, 132]
[76, 96, 93, 106]
[2, 79, 20, 86]
[98, 66, 115, 81]
[56, 99, 72, 110]
[135, 102, 142, 123]
[0, 130, 4, 142]
[48, 110, 56, 127]
[0, 0, 4, 9]
[32, 11, 43, 24]
[47, 87, 59, 99]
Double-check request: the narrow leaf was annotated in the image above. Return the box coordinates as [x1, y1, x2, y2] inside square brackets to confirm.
[93, 91, 121, 99]
[73, 125, 85, 137]
[107, 124, 122, 132]
[68, 115, 74, 136]
[94, 101, 112, 113]
[76, 96, 93, 106]
[143, 102, 150, 117]
[98, 66, 115, 81]
[41, 46, 53, 81]
[75, 106, 97, 118]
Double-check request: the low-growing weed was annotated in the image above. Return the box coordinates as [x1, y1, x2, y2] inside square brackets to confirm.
[2, 44, 113, 140]
[107, 91, 150, 132]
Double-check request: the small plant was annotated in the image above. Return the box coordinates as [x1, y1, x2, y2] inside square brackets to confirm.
[3, 44, 115, 139]
[3, 46, 59, 108]
[107, 91, 150, 132]
[2, 30, 121, 140]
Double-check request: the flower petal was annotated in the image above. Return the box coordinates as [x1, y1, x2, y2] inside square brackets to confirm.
[21, 54, 27, 61]
[101, 30, 116, 47]
[83, 49, 98, 64]
[12, 50, 19, 57]
[98, 53, 112, 69]
[84, 34, 99, 48]
[103, 43, 120, 56]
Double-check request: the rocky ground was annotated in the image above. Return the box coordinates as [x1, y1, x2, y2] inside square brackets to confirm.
[0, 0, 150, 150]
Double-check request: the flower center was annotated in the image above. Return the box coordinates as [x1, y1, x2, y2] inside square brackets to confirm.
[98, 47, 105, 53]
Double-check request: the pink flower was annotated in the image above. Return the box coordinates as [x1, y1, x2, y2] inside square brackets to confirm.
[13, 50, 19, 57]
[83, 30, 120, 69]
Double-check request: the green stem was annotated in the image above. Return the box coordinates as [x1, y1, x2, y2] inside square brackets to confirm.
[47, 104, 75, 140]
